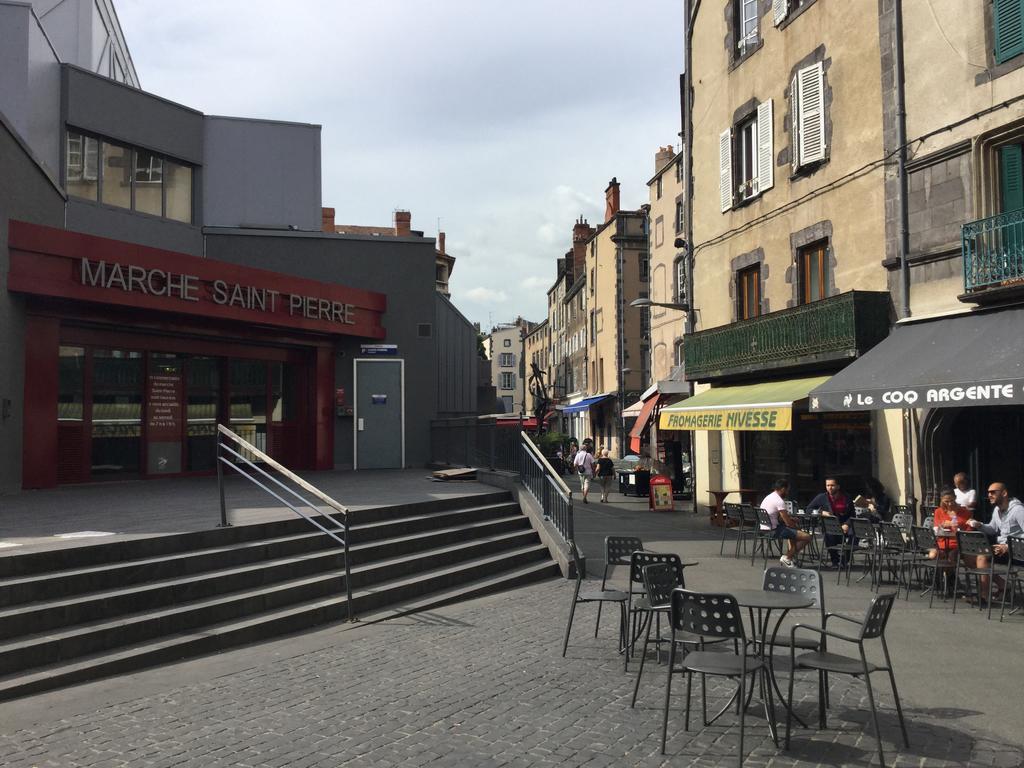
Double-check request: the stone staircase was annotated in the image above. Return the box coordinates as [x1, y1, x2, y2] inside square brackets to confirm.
[0, 490, 558, 701]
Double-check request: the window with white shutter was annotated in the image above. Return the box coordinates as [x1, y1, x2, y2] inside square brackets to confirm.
[773, 0, 789, 26]
[756, 99, 774, 194]
[796, 62, 826, 166]
[720, 129, 733, 212]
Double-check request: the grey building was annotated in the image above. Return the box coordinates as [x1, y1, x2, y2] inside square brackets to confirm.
[0, 0, 476, 493]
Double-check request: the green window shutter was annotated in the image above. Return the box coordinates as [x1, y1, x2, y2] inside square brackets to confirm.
[994, 0, 1024, 64]
[1001, 144, 1024, 213]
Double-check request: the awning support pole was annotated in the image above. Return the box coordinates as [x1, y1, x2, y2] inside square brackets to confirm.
[902, 408, 916, 520]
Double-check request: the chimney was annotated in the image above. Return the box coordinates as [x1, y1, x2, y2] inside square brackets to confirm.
[394, 210, 412, 237]
[438, 231, 446, 254]
[571, 215, 594, 278]
[655, 145, 675, 174]
[321, 207, 336, 233]
[604, 178, 620, 223]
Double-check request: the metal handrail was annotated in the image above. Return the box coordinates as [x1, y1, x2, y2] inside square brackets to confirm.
[519, 431, 573, 497]
[215, 423, 354, 622]
[518, 431, 574, 543]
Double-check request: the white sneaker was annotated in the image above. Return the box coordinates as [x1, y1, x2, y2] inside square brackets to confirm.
[779, 555, 794, 567]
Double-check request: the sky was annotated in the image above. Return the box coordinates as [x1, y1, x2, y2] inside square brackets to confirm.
[114, 0, 683, 330]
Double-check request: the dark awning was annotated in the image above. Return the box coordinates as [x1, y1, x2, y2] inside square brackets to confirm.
[809, 307, 1024, 412]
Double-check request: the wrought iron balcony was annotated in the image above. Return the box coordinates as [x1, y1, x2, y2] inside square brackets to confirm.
[961, 208, 1024, 301]
[684, 290, 891, 381]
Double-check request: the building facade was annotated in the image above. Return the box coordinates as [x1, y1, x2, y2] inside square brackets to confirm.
[666, 0, 893, 507]
[0, 1, 477, 493]
[485, 320, 531, 415]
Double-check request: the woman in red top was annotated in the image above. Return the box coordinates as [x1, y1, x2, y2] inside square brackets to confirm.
[928, 488, 971, 564]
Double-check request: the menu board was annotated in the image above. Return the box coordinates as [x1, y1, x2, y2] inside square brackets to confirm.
[147, 372, 183, 442]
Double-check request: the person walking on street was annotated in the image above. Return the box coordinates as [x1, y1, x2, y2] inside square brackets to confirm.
[595, 449, 615, 503]
[573, 444, 596, 503]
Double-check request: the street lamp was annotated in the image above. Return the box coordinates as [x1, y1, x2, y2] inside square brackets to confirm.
[629, 297, 689, 312]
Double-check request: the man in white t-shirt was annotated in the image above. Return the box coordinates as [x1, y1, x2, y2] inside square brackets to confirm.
[759, 478, 811, 567]
[953, 472, 977, 513]
[573, 446, 595, 503]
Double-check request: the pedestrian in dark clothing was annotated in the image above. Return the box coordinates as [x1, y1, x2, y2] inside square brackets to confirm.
[807, 477, 852, 567]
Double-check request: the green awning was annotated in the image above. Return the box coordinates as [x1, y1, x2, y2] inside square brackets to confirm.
[658, 376, 830, 431]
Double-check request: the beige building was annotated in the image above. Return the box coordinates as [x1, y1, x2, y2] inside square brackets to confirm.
[806, 0, 1024, 511]
[485, 320, 531, 415]
[583, 179, 649, 456]
[663, 1, 895, 508]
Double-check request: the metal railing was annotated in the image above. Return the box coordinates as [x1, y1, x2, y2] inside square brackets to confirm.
[684, 290, 891, 380]
[962, 207, 1024, 292]
[215, 423, 354, 622]
[429, 416, 521, 472]
[519, 431, 575, 543]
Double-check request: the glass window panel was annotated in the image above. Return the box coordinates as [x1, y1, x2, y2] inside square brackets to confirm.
[134, 149, 163, 216]
[91, 350, 143, 477]
[66, 132, 98, 201]
[187, 357, 219, 471]
[58, 346, 85, 421]
[164, 160, 193, 223]
[230, 359, 267, 455]
[101, 142, 132, 209]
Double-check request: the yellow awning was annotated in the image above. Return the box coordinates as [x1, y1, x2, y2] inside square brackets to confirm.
[658, 376, 830, 432]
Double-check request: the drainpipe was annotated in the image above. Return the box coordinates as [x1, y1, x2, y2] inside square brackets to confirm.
[684, 0, 700, 512]
[893, 0, 916, 514]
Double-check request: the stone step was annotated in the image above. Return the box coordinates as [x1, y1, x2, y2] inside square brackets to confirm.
[0, 548, 558, 698]
[0, 539, 551, 675]
[0, 508, 527, 608]
[0, 523, 538, 639]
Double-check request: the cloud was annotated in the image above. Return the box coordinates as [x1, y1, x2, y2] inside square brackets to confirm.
[520, 275, 550, 290]
[465, 287, 509, 304]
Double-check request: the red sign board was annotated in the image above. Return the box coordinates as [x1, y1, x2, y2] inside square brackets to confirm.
[7, 221, 387, 339]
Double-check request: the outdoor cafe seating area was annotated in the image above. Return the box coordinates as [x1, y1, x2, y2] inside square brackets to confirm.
[560, 516, 1024, 766]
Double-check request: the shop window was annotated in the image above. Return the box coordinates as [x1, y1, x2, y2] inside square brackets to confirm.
[230, 359, 268, 456]
[91, 349, 143, 477]
[798, 240, 829, 304]
[58, 346, 85, 421]
[187, 356, 219, 472]
[101, 141, 132, 210]
[65, 132, 98, 201]
[737, 264, 761, 320]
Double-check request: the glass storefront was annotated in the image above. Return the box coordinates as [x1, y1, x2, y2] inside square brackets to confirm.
[54, 345, 308, 483]
[740, 410, 872, 504]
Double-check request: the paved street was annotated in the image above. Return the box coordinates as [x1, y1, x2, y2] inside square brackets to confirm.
[1, 490, 1022, 767]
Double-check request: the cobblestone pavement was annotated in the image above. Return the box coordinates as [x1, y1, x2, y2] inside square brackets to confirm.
[1, 570, 1022, 768]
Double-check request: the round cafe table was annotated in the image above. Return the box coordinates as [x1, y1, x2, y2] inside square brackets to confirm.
[724, 589, 815, 739]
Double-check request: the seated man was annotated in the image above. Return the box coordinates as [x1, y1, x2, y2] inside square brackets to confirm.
[969, 482, 1024, 597]
[807, 477, 851, 567]
[760, 478, 811, 568]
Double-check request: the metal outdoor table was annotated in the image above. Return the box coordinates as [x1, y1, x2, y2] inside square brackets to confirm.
[730, 589, 815, 739]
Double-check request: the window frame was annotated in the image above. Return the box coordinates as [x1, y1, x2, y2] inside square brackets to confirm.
[737, 0, 759, 52]
[797, 240, 829, 304]
[737, 264, 762, 320]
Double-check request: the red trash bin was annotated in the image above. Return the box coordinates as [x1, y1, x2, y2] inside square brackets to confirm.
[649, 474, 674, 512]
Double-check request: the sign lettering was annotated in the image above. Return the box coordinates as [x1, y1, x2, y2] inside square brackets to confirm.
[81, 258, 356, 326]
[659, 406, 792, 432]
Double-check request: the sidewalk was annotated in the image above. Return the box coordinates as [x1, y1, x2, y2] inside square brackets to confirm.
[1, 478, 1020, 766]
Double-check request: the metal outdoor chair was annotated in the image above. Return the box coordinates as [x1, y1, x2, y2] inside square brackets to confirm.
[845, 517, 877, 587]
[630, 563, 725, 707]
[596, 535, 643, 637]
[998, 536, 1024, 621]
[890, 512, 913, 537]
[562, 540, 629, 657]
[737, 503, 758, 556]
[785, 592, 909, 768]
[953, 530, 997, 618]
[908, 525, 944, 606]
[876, 522, 913, 596]
[626, 550, 697, 670]
[751, 509, 779, 567]
[763, 566, 829, 710]
[661, 590, 777, 765]
[720, 503, 745, 557]
[818, 515, 851, 580]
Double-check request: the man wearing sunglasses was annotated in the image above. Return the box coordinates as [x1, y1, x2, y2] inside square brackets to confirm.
[967, 483, 1024, 596]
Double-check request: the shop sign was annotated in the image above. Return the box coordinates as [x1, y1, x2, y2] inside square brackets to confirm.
[659, 406, 792, 432]
[360, 344, 398, 355]
[810, 382, 1024, 412]
[80, 259, 356, 326]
